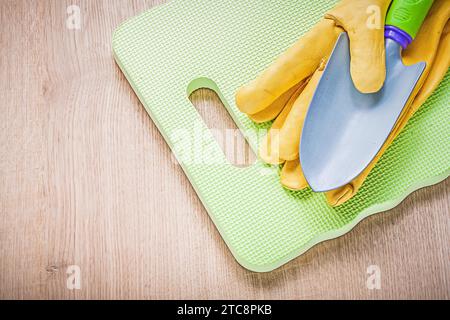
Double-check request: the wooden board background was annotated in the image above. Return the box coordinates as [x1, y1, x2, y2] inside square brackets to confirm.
[0, 0, 448, 300]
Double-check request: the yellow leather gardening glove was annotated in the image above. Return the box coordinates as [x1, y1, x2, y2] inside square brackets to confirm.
[238, 0, 391, 163]
[237, 0, 391, 116]
[326, 0, 450, 205]
[236, 0, 392, 193]
[236, 0, 450, 206]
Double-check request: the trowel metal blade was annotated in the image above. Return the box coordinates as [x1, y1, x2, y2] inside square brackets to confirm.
[300, 33, 425, 192]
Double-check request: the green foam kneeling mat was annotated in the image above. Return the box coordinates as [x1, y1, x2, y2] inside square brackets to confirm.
[113, 0, 450, 272]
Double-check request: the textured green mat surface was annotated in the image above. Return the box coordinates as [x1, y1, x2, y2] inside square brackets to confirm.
[113, 0, 450, 272]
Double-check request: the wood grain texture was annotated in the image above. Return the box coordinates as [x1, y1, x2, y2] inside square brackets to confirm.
[0, 0, 448, 300]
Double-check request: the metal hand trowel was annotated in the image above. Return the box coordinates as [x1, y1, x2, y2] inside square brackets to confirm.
[300, 0, 434, 192]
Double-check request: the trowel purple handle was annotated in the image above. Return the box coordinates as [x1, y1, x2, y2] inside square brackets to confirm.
[384, 26, 413, 50]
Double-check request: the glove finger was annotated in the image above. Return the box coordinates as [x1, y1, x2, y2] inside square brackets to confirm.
[403, 0, 450, 70]
[408, 21, 450, 112]
[259, 82, 306, 164]
[278, 67, 323, 161]
[280, 159, 308, 191]
[236, 19, 340, 115]
[249, 81, 306, 123]
[392, 20, 450, 139]
[326, 0, 392, 93]
[325, 185, 355, 207]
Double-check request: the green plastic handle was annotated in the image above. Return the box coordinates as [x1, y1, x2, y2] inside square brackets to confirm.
[386, 0, 434, 39]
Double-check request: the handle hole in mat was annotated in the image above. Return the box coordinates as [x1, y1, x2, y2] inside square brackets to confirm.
[189, 88, 256, 168]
